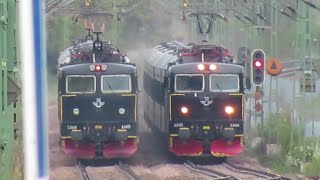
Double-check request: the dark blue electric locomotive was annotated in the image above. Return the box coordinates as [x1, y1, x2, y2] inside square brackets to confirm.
[144, 41, 247, 158]
[58, 32, 139, 159]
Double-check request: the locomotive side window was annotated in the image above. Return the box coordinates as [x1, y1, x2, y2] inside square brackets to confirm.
[210, 74, 239, 92]
[101, 75, 131, 93]
[175, 74, 204, 92]
[66, 75, 96, 93]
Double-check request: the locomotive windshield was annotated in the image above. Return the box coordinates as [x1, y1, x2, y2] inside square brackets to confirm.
[66, 75, 95, 93]
[175, 74, 204, 92]
[102, 75, 131, 93]
[210, 74, 239, 92]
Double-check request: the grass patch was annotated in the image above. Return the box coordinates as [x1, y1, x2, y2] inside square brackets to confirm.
[304, 158, 320, 176]
[250, 112, 320, 176]
[259, 154, 299, 174]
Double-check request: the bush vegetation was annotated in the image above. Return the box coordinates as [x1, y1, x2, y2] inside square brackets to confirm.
[252, 112, 320, 176]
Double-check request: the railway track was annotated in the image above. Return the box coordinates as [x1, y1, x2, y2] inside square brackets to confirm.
[184, 160, 293, 180]
[76, 159, 91, 180]
[222, 162, 292, 180]
[116, 161, 140, 180]
[184, 160, 237, 180]
[76, 159, 141, 180]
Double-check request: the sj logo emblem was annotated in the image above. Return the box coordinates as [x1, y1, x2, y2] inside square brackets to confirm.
[92, 98, 105, 108]
[200, 96, 213, 106]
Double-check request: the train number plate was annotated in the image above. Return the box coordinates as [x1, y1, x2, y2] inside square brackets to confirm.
[173, 123, 183, 128]
[230, 123, 240, 128]
[121, 124, 131, 129]
[66, 125, 77, 130]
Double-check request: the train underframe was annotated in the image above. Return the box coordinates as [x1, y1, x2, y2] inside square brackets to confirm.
[168, 122, 243, 157]
[59, 123, 138, 159]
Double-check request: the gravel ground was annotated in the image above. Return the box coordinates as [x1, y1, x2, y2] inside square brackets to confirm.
[85, 166, 128, 180]
[49, 105, 79, 180]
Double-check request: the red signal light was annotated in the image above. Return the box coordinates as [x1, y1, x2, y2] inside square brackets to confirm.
[254, 60, 263, 68]
[251, 49, 266, 86]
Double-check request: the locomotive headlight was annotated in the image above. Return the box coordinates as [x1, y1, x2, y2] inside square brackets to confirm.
[197, 64, 205, 71]
[73, 108, 80, 115]
[119, 108, 126, 115]
[209, 64, 217, 70]
[180, 106, 189, 114]
[225, 106, 234, 115]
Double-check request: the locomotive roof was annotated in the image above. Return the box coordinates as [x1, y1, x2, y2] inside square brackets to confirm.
[58, 40, 125, 67]
[59, 63, 136, 75]
[169, 62, 244, 74]
[147, 41, 235, 70]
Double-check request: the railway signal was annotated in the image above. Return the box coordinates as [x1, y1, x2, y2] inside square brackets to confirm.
[251, 49, 266, 86]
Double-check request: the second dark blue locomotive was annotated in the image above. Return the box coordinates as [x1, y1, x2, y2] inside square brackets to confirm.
[144, 41, 246, 158]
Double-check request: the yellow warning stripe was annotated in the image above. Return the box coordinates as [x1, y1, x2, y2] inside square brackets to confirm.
[61, 136, 71, 139]
[170, 134, 179, 137]
[117, 129, 127, 132]
[229, 93, 243, 96]
[128, 136, 137, 138]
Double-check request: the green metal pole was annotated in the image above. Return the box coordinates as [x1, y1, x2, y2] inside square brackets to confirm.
[1, 0, 21, 179]
[269, 0, 279, 115]
[295, 0, 303, 60]
[304, 5, 311, 58]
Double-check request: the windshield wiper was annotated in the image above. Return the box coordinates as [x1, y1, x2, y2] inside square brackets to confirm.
[105, 81, 113, 91]
[215, 82, 223, 92]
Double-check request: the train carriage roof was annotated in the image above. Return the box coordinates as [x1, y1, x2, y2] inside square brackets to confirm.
[59, 63, 136, 75]
[147, 44, 178, 69]
[169, 63, 244, 74]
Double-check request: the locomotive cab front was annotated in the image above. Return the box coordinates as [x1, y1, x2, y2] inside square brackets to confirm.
[58, 63, 139, 159]
[166, 62, 245, 157]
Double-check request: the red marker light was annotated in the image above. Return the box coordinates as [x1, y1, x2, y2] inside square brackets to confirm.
[254, 60, 262, 68]
[209, 64, 217, 70]
[181, 106, 189, 114]
[198, 64, 205, 71]
[95, 65, 101, 71]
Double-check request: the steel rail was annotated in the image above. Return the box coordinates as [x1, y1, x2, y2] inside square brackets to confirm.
[116, 161, 140, 180]
[223, 162, 292, 180]
[184, 160, 237, 180]
[76, 159, 91, 180]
